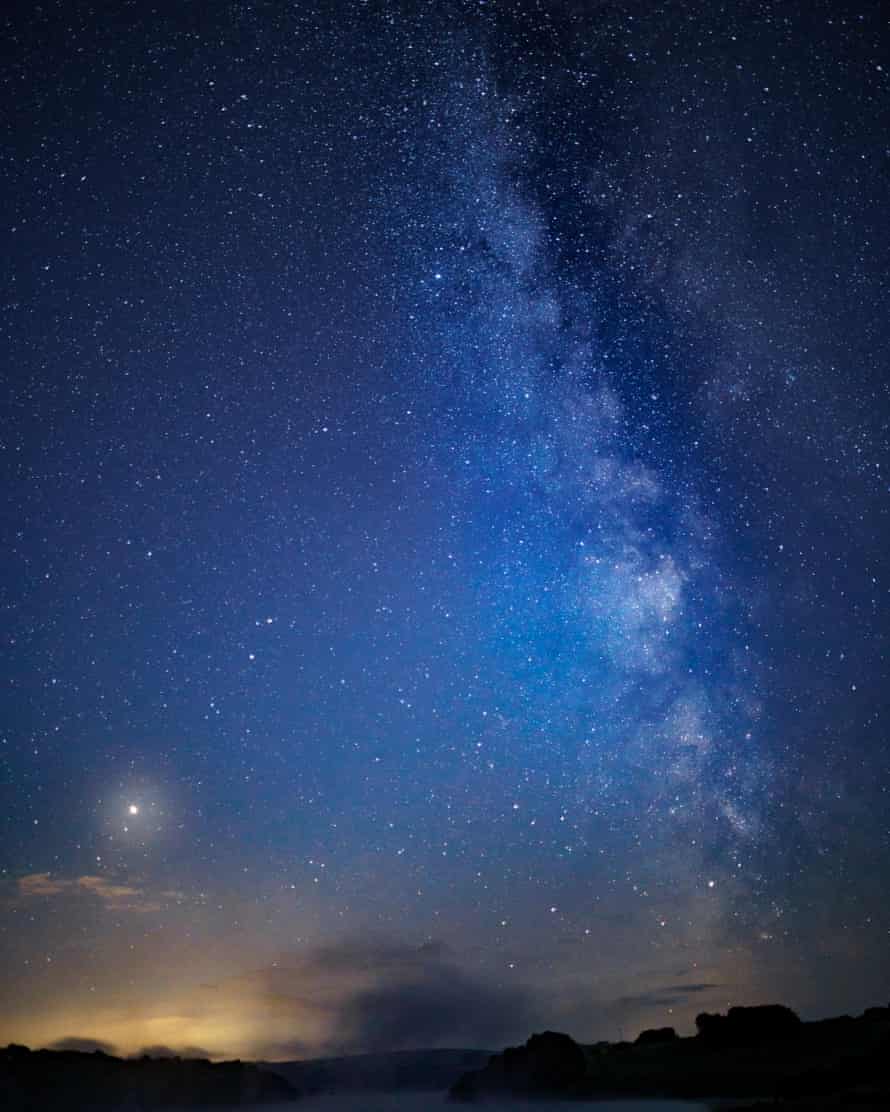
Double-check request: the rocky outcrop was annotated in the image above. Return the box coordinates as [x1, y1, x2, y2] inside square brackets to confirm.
[635, 1026, 678, 1046]
[450, 1031, 587, 1100]
[695, 1004, 802, 1046]
[449, 1002, 890, 1105]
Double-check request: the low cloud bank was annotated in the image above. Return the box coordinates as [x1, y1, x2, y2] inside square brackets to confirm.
[328, 940, 533, 1053]
[49, 1037, 118, 1054]
[212, 938, 537, 1059]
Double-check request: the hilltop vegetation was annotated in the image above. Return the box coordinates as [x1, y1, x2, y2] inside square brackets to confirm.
[450, 1003, 890, 1107]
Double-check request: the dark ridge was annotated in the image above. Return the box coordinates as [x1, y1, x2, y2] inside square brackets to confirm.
[449, 1002, 890, 1107]
[268, 1046, 491, 1094]
[0, 1043, 298, 1111]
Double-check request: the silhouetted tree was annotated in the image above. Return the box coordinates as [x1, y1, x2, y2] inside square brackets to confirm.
[696, 1004, 801, 1046]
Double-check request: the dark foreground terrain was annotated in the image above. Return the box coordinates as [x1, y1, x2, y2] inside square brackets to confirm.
[268, 1047, 491, 1094]
[450, 1003, 890, 1109]
[0, 1043, 297, 1110]
[6, 1003, 890, 1110]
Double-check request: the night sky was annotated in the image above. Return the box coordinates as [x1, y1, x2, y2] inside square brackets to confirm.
[3, 0, 890, 1062]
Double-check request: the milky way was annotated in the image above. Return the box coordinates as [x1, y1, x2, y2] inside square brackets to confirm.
[3, 1, 889, 1059]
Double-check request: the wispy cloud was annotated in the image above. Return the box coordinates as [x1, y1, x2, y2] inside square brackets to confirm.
[612, 982, 721, 1010]
[16, 873, 160, 913]
[17, 873, 70, 897]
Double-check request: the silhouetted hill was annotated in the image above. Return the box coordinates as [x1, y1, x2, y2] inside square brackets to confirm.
[450, 1002, 890, 1106]
[0, 1043, 298, 1111]
[269, 1047, 491, 1093]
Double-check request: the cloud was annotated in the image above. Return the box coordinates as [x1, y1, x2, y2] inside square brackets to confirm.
[16, 873, 160, 913]
[17, 873, 70, 897]
[49, 1036, 118, 1054]
[612, 982, 721, 1011]
[310, 937, 451, 977]
[664, 982, 722, 994]
[133, 1045, 214, 1060]
[195, 937, 536, 1059]
[334, 941, 533, 1053]
[76, 875, 158, 912]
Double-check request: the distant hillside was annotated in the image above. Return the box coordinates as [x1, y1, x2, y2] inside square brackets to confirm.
[0, 1043, 298, 1110]
[269, 1047, 491, 1093]
[451, 1003, 890, 1107]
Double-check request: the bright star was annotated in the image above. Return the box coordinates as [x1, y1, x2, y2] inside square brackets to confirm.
[128, 804, 140, 816]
